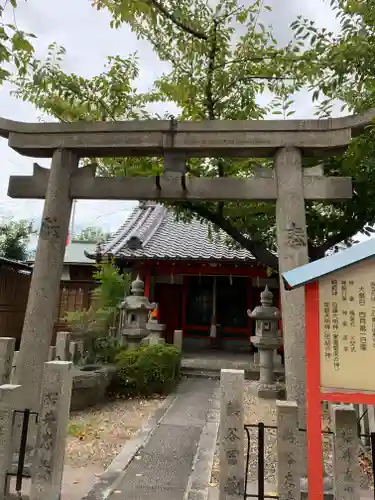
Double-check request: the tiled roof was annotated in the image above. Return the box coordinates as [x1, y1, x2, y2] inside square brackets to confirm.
[95, 202, 255, 262]
[28, 241, 97, 265]
[0, 257, 32, 273]
[64, 242, 97, 264]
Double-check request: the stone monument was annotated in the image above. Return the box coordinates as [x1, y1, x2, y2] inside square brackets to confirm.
[118, 275, 156, 350]
[248, 286, 283, 399]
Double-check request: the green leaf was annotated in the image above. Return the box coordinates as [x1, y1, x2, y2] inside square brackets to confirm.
[12, 32, 34, 53]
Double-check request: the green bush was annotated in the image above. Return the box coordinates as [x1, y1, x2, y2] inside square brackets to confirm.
[113, 344, 181, 396]
[88, 336, 122, 365]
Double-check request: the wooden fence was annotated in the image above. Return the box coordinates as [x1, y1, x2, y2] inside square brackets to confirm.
[54, 280, 96, 339]
[0, 264, 95, 347]
[0, 266, 31, 347]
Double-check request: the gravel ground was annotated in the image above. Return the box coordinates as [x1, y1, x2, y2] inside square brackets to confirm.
[210, 381, 373, 490]
[65, 395, 165, 470]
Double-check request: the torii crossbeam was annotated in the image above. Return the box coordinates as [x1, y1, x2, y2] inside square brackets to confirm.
[8, 162, 351, 201]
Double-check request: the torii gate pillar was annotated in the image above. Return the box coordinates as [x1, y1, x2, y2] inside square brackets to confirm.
[275, 147, 310, 476]
[12, 149, 79, 410]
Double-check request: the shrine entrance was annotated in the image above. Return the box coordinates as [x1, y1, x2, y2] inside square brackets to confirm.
[1, 111, 370, 482]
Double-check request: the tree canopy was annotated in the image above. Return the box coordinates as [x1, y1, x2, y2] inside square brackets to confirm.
[73, 226, 112, 243]
[0, 0, 35, 85]
[10, 0, 375, 270]
[0, 217, 34, 261]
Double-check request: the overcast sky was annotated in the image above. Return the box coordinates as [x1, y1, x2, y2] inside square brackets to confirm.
[0, 0, 339, 235]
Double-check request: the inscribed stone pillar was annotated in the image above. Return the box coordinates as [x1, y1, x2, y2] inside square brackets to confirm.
[274, 147, 308, 468]
[219, 369, 245, 500]
[331, 404, 360, 499]
[30, 361, 73, 500]
[0, 384, 22, 499]
[276, 400, 300, 500]
[0, 338, 16, 384]
[13, 150, 78, 411]
[367, 405, 375, 434]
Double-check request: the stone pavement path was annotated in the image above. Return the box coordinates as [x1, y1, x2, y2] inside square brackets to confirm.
[107, 377, 218, 500]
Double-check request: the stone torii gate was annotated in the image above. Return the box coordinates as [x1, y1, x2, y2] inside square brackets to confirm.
[0, 112, 372, 467]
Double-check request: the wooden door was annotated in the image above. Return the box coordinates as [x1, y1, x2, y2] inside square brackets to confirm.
[154, 283, 182, 344]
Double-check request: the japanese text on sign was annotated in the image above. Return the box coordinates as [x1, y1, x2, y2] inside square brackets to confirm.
[319, 260, 375, 392]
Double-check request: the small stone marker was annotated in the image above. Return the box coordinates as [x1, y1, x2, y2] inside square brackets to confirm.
[30, 361, 73, 500]
[55, 331, 71, 361]
[276, 400, 300, 500]
[219, 369, 244, 500]
[76, 340, 85, 359]
[10, 350, 18, 382]
[331, 404, 360, 499]
[48, 345, 56, 361]
[69, 341, 79, 364]
[0, 384, 22, 499]
[0, 338, 16, 385]
[173, 330, 183, 350]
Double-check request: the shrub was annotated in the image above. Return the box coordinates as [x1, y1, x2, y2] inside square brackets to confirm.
[90, 336, 122, 365]
[113, 344, 181, 396]
[65, 261, 131, 337]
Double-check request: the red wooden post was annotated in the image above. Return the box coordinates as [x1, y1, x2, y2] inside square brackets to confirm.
[181, 275, 188, 334]
[247, 277, 253, 336]
[305, 282, 324, 500]
[143, 266, 151, 298]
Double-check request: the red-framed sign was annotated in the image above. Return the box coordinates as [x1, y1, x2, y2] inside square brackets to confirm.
[305, 258, 375, 500]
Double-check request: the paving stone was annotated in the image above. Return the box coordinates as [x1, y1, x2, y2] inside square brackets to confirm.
[107, 378, 218, 500]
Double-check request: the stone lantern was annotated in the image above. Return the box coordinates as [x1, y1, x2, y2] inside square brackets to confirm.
[118, 275, 156, 350]
[143, 310, 166, 346]
[248, 286, 283, 399]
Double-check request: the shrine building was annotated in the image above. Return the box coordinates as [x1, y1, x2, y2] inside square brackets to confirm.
[87, 201, 280, 352]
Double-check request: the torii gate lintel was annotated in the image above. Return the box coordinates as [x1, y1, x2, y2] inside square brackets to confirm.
[7, 162, 352, 201]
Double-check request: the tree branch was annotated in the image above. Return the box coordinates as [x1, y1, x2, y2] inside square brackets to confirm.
[205, 19, 218, 120]
[203, 20, 225, 217]
[311, 217, 367, 260]
[181, 201, 279, 270]
[149, 0, 208, 40]
[224, 75, 294, 96]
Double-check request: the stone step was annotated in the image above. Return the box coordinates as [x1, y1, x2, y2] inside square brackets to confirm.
[181, 368, 221, 380]
[181, 364, 285, 382]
